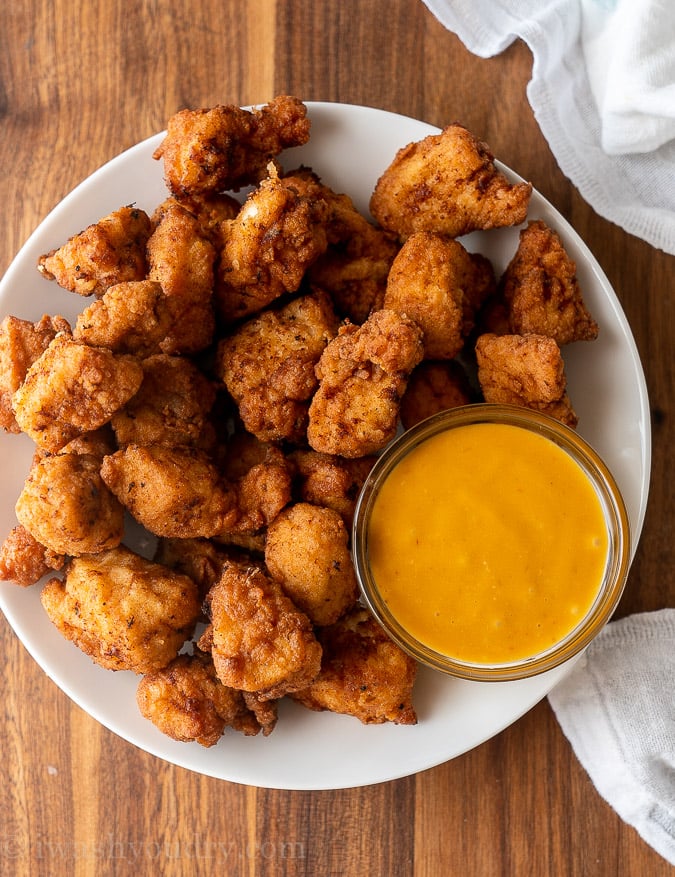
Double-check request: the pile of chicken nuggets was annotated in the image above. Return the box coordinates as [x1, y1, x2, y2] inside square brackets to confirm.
[0, 96, 598, 747]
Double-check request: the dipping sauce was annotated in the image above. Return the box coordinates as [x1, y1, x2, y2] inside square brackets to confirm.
[366, 420, 610, 665]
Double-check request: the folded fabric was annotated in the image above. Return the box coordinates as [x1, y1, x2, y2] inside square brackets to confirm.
[548, 610, 675, 866]
[582, 0, 675, 156]
[421, 0, 675, 255]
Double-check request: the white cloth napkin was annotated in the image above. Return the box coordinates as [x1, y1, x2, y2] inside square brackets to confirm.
[421, 0, 675, 255]
[548, 610, 675, 866]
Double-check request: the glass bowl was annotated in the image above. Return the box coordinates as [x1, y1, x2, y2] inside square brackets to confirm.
[352, 403, 631, 681]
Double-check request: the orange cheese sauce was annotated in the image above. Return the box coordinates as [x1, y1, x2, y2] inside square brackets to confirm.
[367, 422, 609, 664]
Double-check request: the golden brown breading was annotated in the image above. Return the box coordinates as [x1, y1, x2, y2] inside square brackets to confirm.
[400, 360, 473, 429]
[201, 560, 322, 700]
[530, 396, 579, 428]
[12, 335, 143, 452]
[100, 444, 239, 538]
[210, 430, 293, 535]
[30, 427, 115, 470]
[154, 537, 237, 601]
[179, 426, 293, 538]
[384, 232, 496, 359]
[153, 96, 311, 197]
[111, 354, 216, 448]
[475, 332, 578, 427]
[0, 314, 71, 433]
[501, 220, 599, 345]
[307, 309, 423, 457]
[288, 448, 375, 527]
[146, 200, 216, 354]
[214, 170, 329, 323]
[265, 503, 359, 626]
[0, 525, 64, 587]
[40, 546, 200, 673]
[291, 607, 418, 725]
[73, 280, 173, 357]
[153, 193, 241, 251]
[475, 332, 564, 403]
[54, 426, 117, 459]
[305, 181, 400, 323]
[16, 452, 124, 556]
[242, 691, 278, 737]
[137, 651, 263, 746]
[197, 624, 215, 652]
[231, 445, 292, 534]
[370, 124, 532, 240]
[37, 206, 152, 297]
[216, 290, 339, 443]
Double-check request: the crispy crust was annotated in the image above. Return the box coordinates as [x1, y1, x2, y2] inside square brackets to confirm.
[291, 607, 418, 725]
[40, 547, 200, 673]
[307, 309, 423, 457]
[202, 561, 322, 700]
[370, 124, 531, 239]
[502, 220, 599, 345]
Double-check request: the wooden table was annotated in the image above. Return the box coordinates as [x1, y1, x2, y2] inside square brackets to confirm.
[1, 2, 672, 875]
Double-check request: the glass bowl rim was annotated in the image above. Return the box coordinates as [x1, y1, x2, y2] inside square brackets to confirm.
[351, 402, 632, 682]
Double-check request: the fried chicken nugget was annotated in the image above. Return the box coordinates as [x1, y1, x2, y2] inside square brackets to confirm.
[400, 360, 473, 429]
[153, 95, 311, 197]
[54, 425, 116, 459]
[304, 178, 400, 323]
[154, 537, 237, 601]
[214, 170, 329, 323]
[155, 193, 241, 250]
[111, 354, 216, 449]
[16, 452, 124, 556]
[137, 650, 264, 747]
[370, 124, 531, 240]
[242, 692, 278, 737]
[231, 447, 292, 535]
[201, 560, 322, 700]
[216, 290, 339, 442]
[0, 525, 64, 587]
[502, 220, 599, 345]
[307, 309, 424, 457]
[73, 280, 173, 357]
[0, 314, 71, 432]
[288, 448, 375, 528]
[195, 626, 281, 735]
[213, 430, 292, 535]
[265, 503, 359, 627]
[37, 206, 152, 297]
[384, 232, 496, 359]
[146, 200, 216, 354]
[40, 546, 200, 673]
[100, 444, 239, 538]
[12, 335, 143, 452]
[291, 607, 418, 725]
[475, 332, 578, 427]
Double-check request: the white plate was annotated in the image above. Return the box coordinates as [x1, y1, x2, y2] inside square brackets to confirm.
[0, 102, 651, 790]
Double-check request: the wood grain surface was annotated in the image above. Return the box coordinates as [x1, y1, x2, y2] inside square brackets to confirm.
[1, 2, 673, 875]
